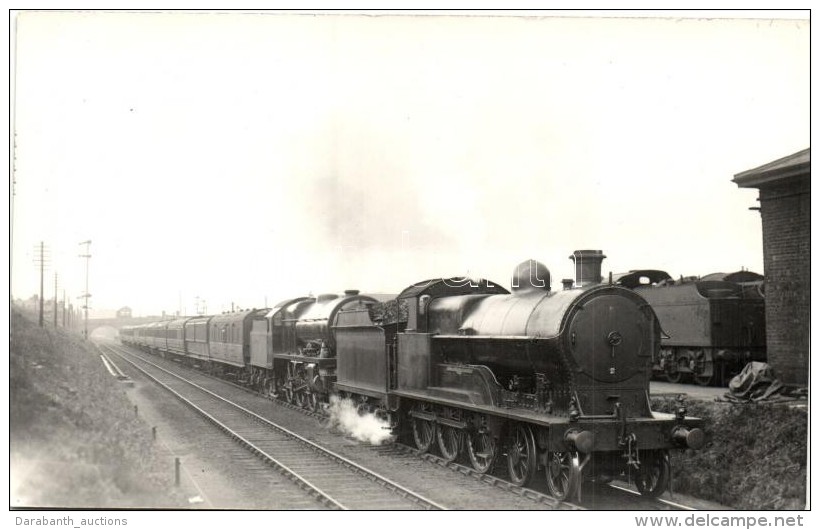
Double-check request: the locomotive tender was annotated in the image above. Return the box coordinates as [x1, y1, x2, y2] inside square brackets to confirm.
[614, 269, 766, 386]
[120, 249, 704, 501]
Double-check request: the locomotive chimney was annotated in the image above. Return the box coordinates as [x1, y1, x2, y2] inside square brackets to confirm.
[570, 250, 607, 287]
[561, 278, 574, 290]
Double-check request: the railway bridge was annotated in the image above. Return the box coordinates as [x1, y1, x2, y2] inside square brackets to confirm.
[86, 315, 170, 338]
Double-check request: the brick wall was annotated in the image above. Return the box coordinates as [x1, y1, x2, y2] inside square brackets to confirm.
[759, 178, 810, 385]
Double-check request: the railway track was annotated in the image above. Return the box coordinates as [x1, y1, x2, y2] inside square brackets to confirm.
[603, 483, 697, 510]
[102, 341, 696, 511]
[102, 343, 446, 510]
[375, 443, 580, 509]
[378, 443, 693, 511]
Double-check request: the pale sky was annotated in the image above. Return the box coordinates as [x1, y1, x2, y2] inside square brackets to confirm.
[10, 11, 809, 317]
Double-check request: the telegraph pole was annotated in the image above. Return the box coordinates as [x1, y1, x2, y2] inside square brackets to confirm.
[40, 244, 45, 326]
[53, 272, 58, 327]
[79, 240, 92, 339]
[33, 242, 50, 327]
[10, 132, 18, 302]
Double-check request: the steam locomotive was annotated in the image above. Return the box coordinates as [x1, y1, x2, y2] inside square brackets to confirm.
[613, 269, 766, 386]
[120, 250, 704, 501]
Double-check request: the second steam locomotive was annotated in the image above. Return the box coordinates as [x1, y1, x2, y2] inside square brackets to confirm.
[121, 249, 704, 501]
[614, 269, 766, 386]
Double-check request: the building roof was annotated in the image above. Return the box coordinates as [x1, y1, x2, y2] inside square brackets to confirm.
[733, 148, 810, 188]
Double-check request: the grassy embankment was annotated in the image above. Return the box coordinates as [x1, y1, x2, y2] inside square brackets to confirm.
[10, 307, 185, 508]
[654, 397, 807, 510]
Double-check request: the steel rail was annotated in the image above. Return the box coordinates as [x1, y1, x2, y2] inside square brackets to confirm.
[390, 442, 584, 510]
[105, 343, 447, 510]
[111, 342, 693, 512]
[104, 344, 346, 510]
[116, 341, 584, 510]
[606, 483, 697, 510]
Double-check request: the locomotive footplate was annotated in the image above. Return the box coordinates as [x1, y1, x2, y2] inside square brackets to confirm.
[393, 388, 569, 428]
[333, 383, 401, 411]
[272, 353, 336, 367]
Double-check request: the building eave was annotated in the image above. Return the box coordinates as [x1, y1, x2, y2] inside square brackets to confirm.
[732, 148, 810, 189]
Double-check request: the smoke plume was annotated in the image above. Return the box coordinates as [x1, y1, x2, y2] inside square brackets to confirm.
[326, 395, 395, 446]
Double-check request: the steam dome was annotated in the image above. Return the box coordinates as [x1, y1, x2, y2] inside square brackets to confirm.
[511, 259, 551, 293]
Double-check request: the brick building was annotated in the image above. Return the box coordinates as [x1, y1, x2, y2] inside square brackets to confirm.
[733, 148, 810, 386]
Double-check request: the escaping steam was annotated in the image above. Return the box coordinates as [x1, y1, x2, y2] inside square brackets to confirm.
[326, 395, 395, 446]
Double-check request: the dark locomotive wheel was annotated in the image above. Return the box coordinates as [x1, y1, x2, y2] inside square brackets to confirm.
[665, 370, 682, 384]
[436, 425, 463, 463]
[635, 451, 670, 498]
[466, 431, 497, 474]
[545, 451, 580, 501]
[436, 408, 464, 463]
[294, 390, 307, 408]
[506, 423, 537, 487]
[666, 357, 690, 384]
[263, 379, 276, 398]
[356, 399, 371, 415]
[411, 404, 436, 453]
[307, 392, 320, 413]
[692, 354, 715, 386]
[693, 371, 714, 386]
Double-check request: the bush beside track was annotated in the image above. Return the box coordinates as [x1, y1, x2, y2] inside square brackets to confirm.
[652, 397, 807, 510]
[10, 306, 185, 508]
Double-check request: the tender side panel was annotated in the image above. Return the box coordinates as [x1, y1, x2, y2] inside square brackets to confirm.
[397, 333, 432, 391]
[249, 318, 271, 368]
[637, 284, 712, 347]
[335, 311, 389, 396]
